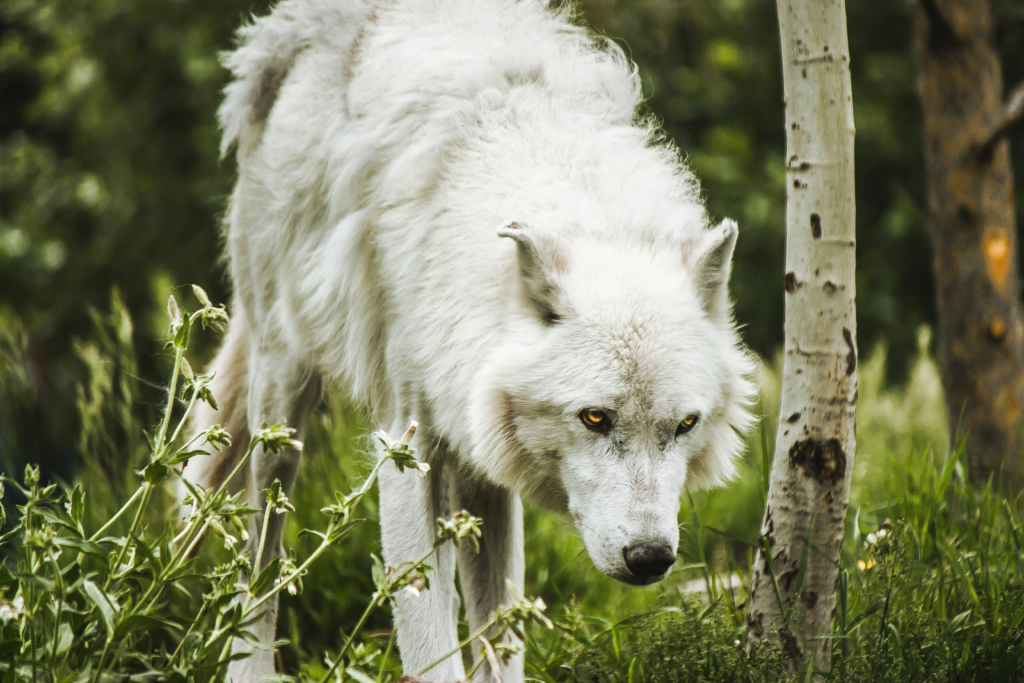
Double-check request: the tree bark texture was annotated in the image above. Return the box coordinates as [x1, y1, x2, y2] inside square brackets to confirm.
[913, 0, 1024, 491]
[747, 0, 857, 675]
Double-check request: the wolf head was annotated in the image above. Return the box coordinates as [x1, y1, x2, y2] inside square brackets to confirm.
[469, 218, 756, 585]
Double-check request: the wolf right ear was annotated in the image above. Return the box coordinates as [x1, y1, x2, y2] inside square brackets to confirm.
[685, 218, 739, 319]
[497, 222, 568, 324]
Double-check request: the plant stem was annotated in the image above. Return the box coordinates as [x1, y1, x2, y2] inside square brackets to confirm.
[92, 636, 114, 683]
[246, 532, 332, 613]
[319, 595, 384, 683]
[465, 640, 489, 681]
[27, 582, 37, 683]
[351, 455, 390, 506]
[176, 517, 214, 568]
[246, 455, 398, 616]
[48, 551, 64, 677]
[106, 482, 153, 589]
[225, 497, 274, 664]
[169, 598, 211, 668]
[416, 618, 499, 676]
[167, 386, 201, 448]
[376, 630, 396, 683]
[167, 442, 256, 571]
[89, 485, 144, 541]
[252, 499, 273, 578]
[155, 345, 185, 451]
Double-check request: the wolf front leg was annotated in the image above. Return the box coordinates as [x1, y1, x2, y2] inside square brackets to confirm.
[379, 430, 465, 681]
[227, 348, 320, 683]
[455, 478, 525, 683]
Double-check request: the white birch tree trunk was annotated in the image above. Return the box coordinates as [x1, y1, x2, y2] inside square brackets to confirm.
[747, 0, 857, 676]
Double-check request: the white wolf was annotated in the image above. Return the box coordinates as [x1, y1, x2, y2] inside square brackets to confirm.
[184, 0, 756, 681]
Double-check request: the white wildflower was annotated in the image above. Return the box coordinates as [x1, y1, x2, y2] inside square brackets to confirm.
[224, 534, 238, 549]
[0, 595, 24, 622]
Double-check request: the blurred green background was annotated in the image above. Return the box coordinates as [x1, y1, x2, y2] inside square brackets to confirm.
[7, 0, 1024, 478]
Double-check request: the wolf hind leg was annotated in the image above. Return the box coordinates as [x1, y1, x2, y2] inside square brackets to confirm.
[226, 343, 321, 683]
[379, 420, 465, 682]
[181, 305, 253, 500]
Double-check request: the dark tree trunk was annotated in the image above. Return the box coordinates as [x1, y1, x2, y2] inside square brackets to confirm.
[913, 0, 1024, 490]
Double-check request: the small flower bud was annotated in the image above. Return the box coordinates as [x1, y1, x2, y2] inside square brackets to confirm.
[192, 284, 212, 307]
[181, 357, 195, 382]
[168, 295, 181, 322]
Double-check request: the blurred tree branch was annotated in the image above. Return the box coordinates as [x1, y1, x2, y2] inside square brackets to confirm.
[977, 80, 1024, 161]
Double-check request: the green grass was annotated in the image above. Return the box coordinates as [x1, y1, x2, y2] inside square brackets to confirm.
[3, 294, 1024, 682]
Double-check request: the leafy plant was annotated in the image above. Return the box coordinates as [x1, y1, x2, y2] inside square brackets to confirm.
[0, 288, 546, 683]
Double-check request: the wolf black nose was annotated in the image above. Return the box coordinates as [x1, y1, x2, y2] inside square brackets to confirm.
[623, 542, 676, 580]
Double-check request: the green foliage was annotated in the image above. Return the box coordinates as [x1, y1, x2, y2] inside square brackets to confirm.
[0, 290, 547, 683]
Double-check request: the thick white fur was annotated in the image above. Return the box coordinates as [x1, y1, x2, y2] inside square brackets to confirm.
[186, 1, 757, 682]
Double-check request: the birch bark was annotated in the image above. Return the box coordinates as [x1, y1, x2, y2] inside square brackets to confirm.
[746, 0, 857, 675]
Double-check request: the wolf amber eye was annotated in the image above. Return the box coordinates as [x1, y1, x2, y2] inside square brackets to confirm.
[580, 409, 611, 433]
[676, 414, 699, 437]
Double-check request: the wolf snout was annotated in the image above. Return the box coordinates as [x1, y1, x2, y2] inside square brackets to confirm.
[622, 541, 676, 581]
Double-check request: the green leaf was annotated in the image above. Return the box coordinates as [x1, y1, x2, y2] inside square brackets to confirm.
[327, 520, 363, 544]
[609, 607, 682, 631]
[238, 609, 270, 630]
[167, 449, 208, 466]
[949, 610, 973, 633]
[70, 485, 85, 528]
[18, 572, 55, 593]
[116, 614, 181, 638]
[35, 506, 76, 531]
[249, 558, 280, 598]
[142, 460, 170, 485]
[371, 554, 386, 590]
[82, 580, 119, 636]
[56, 623, 73, 655]
[845, 600, 884, 632]
[697, 595, 723, 621]
[53, 537, 107, 562]
[346, 668, 378, 683]
[174, 312, 191, 349]
[132, 534, 163, 574]
[0, 565, 16, 591]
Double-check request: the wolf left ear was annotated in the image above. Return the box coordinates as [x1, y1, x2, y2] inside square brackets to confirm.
[497, 221, 568, 324]
[686, 218, 738, 318]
